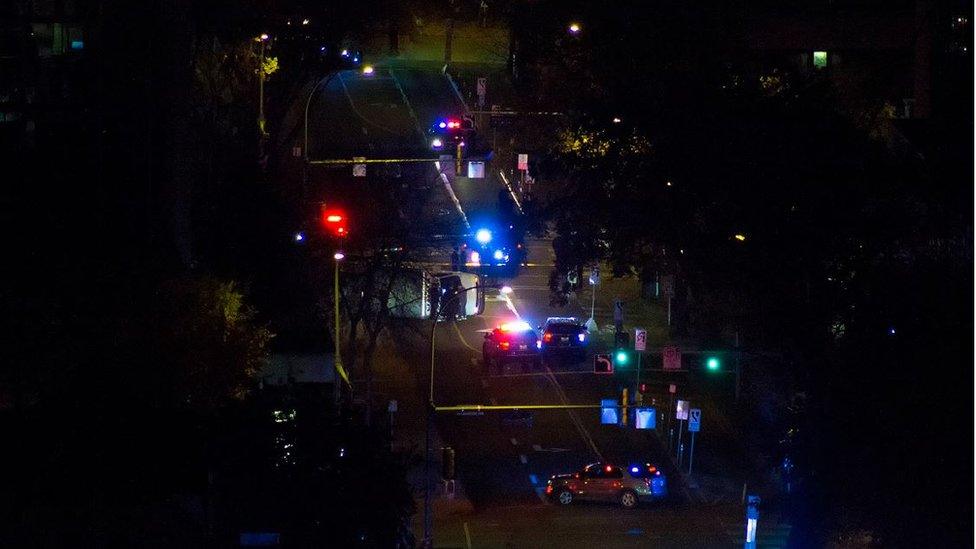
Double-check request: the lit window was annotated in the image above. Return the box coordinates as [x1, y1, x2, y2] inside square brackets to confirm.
[813, 51, 827, 69]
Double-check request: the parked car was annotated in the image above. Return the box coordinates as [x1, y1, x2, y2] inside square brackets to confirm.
[546, 462, 667, 508]
[483, 320, 541, 372]
[539, 317, 588, 362]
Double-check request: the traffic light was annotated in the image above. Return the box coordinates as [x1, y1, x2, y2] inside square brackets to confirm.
[614, 348, 632, 368]
[638, 382, 649, 394]
[705, 355, 721, 372]
[321, 207, 348, 238]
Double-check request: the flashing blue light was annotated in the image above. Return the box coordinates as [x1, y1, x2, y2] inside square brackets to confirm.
[352, 56, 359, 62]
[438, 121, 447, 129]
[631, 466, 639, 473]
[70, 40, 84, 50]
[475, 228, 492, 244]
[493, 249, 505, 260]
[536, 340, 542, 349]
[578, 333, 586, 342]
[294, 232, 305, 242]
[341, 49, 349, 57]
[888, 327, 896, 335]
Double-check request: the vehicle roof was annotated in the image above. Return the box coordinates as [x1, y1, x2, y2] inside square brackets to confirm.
[546, 317, 581, 325]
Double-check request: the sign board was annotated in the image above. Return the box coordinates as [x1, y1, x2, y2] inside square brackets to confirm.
[601, 399, 619, 424]
[566, 271, 579, 285]
[292, 146, 302, 158]
[661, 275, 675, 297]
[668, 383, 677, 394]
[662, 345, 681, 371]
[594, 354, 613, 375]
[634, 407, 656, 430]
[467, 161, 485, 178]
[614, 299, 624, 324]
[352, 157, 367, 177]
[676, 400, 689, 421]
[240, 533, 280, 546]
[589, 266, 600, 285]
[387, 400, 398, 413]
[688, 408, 701, 432]
[477, 77, 487, 96]
[517, 153, 528, 170]
[634, 328, 647, 351]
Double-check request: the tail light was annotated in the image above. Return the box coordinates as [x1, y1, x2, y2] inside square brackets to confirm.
[545, 485, 553, 494]
[499, 341, 510, 350]
[543, 332, 553, 342]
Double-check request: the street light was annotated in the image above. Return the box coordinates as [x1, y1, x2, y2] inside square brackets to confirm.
[568, 22, 581, 34]
[362, 65, 375, 76]
[256, 33, 271, 135]
[425, 283, 507, 547]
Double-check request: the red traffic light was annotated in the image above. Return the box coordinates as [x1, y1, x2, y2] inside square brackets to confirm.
[638, 382, 649, 394]
[321, 207, 348, 237]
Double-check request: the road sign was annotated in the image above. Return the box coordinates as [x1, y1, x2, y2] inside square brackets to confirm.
[353, 157, 366, 177]
[387, 400, 398, 413]
[668, 383, 677, 394]
[634, 328, 647, 351]
[566, 271, 578, 285]
[601, 399, 619, 424]
[661, 275, 675, 297]
[676, 400, 689, 420]
[517, 153, 528, 170]
[634, 407, 656, 429]
[594, 354, 613, 374]
[589, 266, 600, 285]
[688, 408, 701, 432]
[467, 161, 485, 178]
[663, 345, 681, 370]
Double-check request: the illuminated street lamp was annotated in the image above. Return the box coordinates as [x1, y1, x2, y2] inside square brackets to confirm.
[568, 22, 581, 34]
[362, 65, 375, 76]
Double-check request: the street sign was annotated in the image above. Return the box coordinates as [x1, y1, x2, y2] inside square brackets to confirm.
[353, 157, 366, 177]
[634, 328, 647, 351]
[517, 153, 528, 170]
[387, 400, 398, 413]
[663, 345, 681, 371]
[467, 161, 485, 178]
[594, 354, 613, 374]
[566, 271, 578, 285]
[676, 400, 689, 420]
[589, 266, 600, 285]
[661, 275, 675, 297]
[688, 408, 701, 432]
[601, 399, 619, 424]
[668, 383, 677, 394]
[634, 407, 656, 430]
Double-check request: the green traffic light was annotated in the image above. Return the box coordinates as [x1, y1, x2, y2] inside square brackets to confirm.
[615, 350, 629, 365]
[706, 356, 720, 371]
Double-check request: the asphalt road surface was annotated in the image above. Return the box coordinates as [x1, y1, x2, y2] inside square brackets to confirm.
[414, 238, 739, 547]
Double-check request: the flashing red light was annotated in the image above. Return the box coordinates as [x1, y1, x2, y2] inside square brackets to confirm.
[322, 208, 348, 237]
[499, 341, 510, 351]
[545, 485, 553, 494]
[543, 332, 553, 342]
[605, 465, 612, 472]
[447, 120, 461, 129]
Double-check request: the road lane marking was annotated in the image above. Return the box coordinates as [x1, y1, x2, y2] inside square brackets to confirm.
[463, 521, 472, 549]
[496, 290, 605, 461]
[453, 322, 478, 352]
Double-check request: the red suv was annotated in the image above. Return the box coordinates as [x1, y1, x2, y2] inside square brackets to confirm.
[546, 462, 668, 508]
